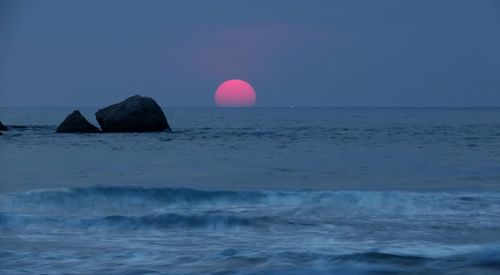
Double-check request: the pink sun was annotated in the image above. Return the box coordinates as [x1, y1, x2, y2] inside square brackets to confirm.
[214, 79, 256, 107]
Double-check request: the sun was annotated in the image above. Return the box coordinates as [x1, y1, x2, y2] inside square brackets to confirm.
[214, 79, 256, 107]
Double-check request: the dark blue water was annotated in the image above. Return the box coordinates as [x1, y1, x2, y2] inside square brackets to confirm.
[1, 108, 500, 274]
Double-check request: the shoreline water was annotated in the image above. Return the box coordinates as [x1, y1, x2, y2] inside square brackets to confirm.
[1, 186, 500, 274]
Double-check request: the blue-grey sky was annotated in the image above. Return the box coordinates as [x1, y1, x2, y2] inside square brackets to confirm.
[1, 0, 499, 107]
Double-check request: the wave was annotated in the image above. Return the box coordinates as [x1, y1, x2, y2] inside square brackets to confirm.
[0, 212, 289, 231]
[2, 186, 500, 216]
[2, 186, 500, 238]
[0, 187, 267, 215]
[271, 249, 500, 273]
[3, 125, 55, 132]
[333, 251, 432, 265]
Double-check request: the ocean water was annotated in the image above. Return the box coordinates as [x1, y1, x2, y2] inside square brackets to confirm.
[1, 107, 500, 274]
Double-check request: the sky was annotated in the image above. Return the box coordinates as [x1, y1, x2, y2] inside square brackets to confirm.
[0, 0, 499, 107]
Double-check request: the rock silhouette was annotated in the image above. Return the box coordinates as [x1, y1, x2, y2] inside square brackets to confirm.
[0, 120, 7, 131]
[95, 95, 170, 133]
[56, 110, 101, 133]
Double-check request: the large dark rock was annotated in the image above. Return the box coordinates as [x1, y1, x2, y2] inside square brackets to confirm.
[56, 110, 101, 133]
[0, 120, 7, 131]
[95, 95, 170, 132]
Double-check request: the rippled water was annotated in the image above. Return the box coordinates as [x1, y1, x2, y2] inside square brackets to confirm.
[1, 108, 500, 274]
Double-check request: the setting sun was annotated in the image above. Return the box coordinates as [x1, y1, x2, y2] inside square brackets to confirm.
[214, 79, 256, 107]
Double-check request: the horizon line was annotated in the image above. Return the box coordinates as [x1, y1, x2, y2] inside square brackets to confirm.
[1, 106, 500, 109]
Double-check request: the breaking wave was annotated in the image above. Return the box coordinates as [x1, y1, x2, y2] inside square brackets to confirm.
[2, 187, 500, 273]
[1, 186, 500, 233]
[2, 186, 500, 215]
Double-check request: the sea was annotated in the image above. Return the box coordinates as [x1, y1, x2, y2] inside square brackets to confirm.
[1, 107, 500, 274]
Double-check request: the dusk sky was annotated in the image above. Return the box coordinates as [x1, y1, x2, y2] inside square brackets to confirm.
[1, 0, 499, 107]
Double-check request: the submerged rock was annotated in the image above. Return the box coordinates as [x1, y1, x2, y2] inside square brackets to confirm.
[95, 95, 171, 133]
[0, 120, 7, 131]
[56, 110, 101, 133]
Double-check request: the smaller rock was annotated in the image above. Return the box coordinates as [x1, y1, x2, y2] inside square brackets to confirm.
[56, 110, 101, 133]
[0, 120, 7, 131]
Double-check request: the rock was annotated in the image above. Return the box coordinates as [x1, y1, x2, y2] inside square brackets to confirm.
[95, 95, 171, 132]
[0, 121, 7, 131]
[56, 110, 101, 133]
